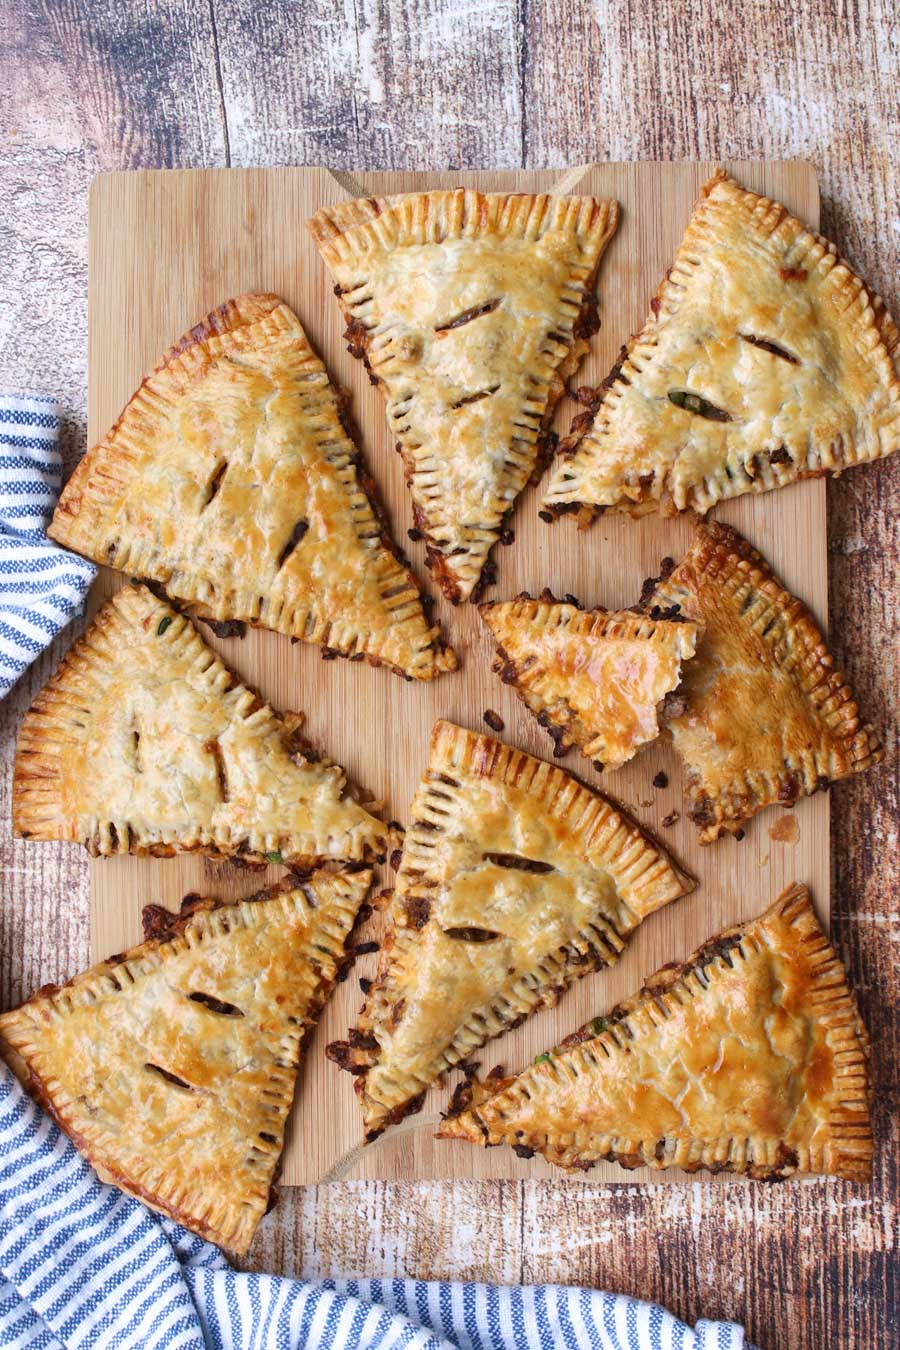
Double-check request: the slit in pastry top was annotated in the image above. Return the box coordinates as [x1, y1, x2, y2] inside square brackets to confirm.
[48, 293, 455, 680]
[327, 719, 693, 1141]
[308, 191, 619, 602]
[439, 884, 873, 1184]
[544, 170, 900, 521]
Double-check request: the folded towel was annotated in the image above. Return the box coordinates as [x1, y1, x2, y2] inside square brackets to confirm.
[0, 395, 95, 696]
[0, 1065, 749, 1349]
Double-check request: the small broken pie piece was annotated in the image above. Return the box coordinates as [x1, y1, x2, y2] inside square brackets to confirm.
[329, 720, 693, 1141]
[48, 293, 454, 680]
[440, 884, 873, 1182]
[544, 169, 900, 519]
[13, 584, 388, 865]
[308, 191, 618, 602]
[0, 869, 372, 1252]
[480, 592, 699, 769]
[648, 521, 883, 843]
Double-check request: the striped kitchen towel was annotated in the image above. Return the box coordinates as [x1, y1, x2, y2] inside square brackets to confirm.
[0, 1065, 751, 1350]
[0, 395, 95, 695]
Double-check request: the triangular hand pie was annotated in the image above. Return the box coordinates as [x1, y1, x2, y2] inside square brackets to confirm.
[13, 584, 388, 865]
[48, 293, 454, 680]
[328, 720, 693, 1140]
[648, 522, 883, 843]
[544, 170, 900, 520]
[0, 870, 371, 1252]
[440, 885, 873, 1181]
[480, 592, 699, 770]
[309, 191, 618, 602]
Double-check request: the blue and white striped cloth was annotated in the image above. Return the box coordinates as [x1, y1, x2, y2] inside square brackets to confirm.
[0, 395, 95, 695]
[0, 1065, 750, 1349]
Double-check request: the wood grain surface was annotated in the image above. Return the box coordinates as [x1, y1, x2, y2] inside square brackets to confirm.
[2, 2, 897, 1346]
[88, 160, 828, 1187]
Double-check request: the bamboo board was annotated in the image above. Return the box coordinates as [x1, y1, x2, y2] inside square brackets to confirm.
[87, 162, 825, 1184]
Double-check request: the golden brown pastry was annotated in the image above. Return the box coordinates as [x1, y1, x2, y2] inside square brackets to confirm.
[544, 170, 900, 520]
[480, 592, 699, 769]
[308, 191, 619, 602]
[440, 884, 873, 1182]
[0, 869, 372, 1252]
[13, 584, 387, 865]
[328, 720, 693, 1140]
[648, 522, 883, 843]
[48, 293, 454, 681]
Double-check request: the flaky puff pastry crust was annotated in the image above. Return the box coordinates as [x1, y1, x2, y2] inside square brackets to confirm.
[480, 593, 699, 769]
[440, 884, 873, 1182]
[649, 522, 883, 843]
[544, 170, 900, 520]
[0, 869, 372, 1253]
[308, 192, 618, 602]
[328, 720, 693, 1140]
[48, 293, 454, 680]
[13, 584, 388, 866]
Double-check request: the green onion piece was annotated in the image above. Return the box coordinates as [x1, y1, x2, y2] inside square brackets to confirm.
[667, 390, 732, 422]
[590, 1017, 609, 1036]
[265, 850, 283, 864]
[533, 1052, 551, 1065]
[156, 616, 172, 635]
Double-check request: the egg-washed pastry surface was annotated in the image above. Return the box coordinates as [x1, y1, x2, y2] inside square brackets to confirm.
[48, 293, 454, 681]
[0, 869, 372, 1253]
[649, 522, 883, 843]
[308, 191, 619, 603]
[440, 884, 872, 1182]
[544, 170, 900, 520]
[13, 584, 387, 866]
[328, 720, 693, 1141]
[480, 592, 699, 770]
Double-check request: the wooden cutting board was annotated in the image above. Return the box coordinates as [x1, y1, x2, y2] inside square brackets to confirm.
[87, 161, 825, 1183]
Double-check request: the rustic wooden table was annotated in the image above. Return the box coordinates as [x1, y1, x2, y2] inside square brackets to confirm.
[2, 4, 897, 1346]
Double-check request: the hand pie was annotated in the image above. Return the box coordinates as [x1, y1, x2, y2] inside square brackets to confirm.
[544, 170, 900, 520]
[48, 293, 454, 681]
[440, 884, 873, 1182]
[308, 191, 618, 602]
[13, 584, 387, 865]
[328, 720, 693, 1140]
[648, 522, 883, 843]
[0, 869, 371, 1252]
[480, 592, 699, 769]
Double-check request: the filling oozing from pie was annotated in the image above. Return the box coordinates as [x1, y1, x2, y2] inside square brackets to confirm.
[481, 593, 699, 769]
[647, 522, 883, 842]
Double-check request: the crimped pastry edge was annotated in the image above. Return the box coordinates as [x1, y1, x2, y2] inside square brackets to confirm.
[652, 521, 884, 843]
[330, 719, 693, 1139]
[0, 869, 372, 1252]
[13, 584, 389, 864]
[439, 882, 873, 1182]
[544, 168, 900, 518]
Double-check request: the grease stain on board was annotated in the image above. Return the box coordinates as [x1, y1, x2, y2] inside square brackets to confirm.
[769, 814, 800, 845]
